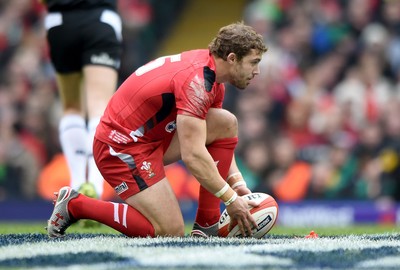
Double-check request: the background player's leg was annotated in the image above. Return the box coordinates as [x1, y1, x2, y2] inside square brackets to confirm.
[56, 72, 88, 191]
[83, 65, 118, 198]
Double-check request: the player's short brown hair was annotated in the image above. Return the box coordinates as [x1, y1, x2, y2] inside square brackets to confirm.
[209, 22, 268, 61]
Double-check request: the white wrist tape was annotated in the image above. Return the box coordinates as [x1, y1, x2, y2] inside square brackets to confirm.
[231, 180, 247, 189]
[214, 183, 229, 198]
[227, 172, 242, 180]
[224, 192, 238, 206]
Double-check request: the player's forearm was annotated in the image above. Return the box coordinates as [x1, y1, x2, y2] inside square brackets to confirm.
[182, 147, 225, 191]
[182, 148, 236, 203]
[176, 114, 237, 203]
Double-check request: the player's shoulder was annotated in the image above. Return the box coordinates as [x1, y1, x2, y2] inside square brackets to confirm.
[177, 49, 216, 82]
[181, 49, 213, 68]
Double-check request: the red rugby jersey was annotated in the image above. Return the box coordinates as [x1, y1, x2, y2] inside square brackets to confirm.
[96, 49, 225, 147]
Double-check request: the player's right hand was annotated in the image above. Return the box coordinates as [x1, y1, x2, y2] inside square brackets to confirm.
[226, 196, 258, 237]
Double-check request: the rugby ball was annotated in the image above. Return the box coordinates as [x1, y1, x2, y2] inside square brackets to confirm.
[218, 193, 278, 238]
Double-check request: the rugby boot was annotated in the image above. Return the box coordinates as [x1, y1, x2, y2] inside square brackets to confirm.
[47, 186, 78, 238]
[190, 222, 219, 238]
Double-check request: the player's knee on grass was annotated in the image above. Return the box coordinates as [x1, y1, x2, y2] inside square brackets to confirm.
[154, 219, 185, 237]
[206, 109, 238, 142]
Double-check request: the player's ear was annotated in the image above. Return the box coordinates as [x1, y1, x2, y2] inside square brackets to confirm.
[227, 53, 236, 64]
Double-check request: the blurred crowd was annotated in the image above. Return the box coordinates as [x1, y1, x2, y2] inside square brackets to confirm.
[228, 0, 400, 203]
[1, 0, 400, 204]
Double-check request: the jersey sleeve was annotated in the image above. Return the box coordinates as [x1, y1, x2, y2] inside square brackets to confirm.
[211, 84, 225, 109]
[173, 67, 217, 119]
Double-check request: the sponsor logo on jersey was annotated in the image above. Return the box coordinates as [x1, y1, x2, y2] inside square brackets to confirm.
[165, 120, 177, 133]
[141, 161, 155, 178]
[90, 52, 120, 68]
[109, 130, 130, 144]
[115, 181, 128, 195]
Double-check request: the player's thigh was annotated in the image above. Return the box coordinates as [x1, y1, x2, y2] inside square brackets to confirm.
[163, 132, 181, 165]
[125, 178, 184, 236]
[83, 65, 118, 118]
[55, 72, 83, 113]
[164, 109, 238, 163]
[93, 138, 184, 236]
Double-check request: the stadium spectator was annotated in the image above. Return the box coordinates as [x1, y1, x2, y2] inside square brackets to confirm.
[264, 136, 312, 202]
[47, 22, 267, 238]
[239, 136, 273, 191]
[379, 99, 400, 201]
[306, 133, 358, 200]
[333, 50, 394, 130]
[0, 88, 40, 200]
[351, 122, 386, 199]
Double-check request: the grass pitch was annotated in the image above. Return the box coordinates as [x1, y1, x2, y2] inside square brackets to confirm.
[1, 222, 400, 269]
[1, 221, 399, 236]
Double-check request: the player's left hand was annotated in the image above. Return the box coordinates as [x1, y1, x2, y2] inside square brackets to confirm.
[233, 185, 251, 196]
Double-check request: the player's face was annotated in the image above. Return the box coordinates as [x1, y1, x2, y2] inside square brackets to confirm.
[230, 49, 262, 89]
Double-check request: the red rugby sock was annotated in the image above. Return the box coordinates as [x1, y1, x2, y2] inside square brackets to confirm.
[195, 137, 238, 227]
[68, 195, 155, 237]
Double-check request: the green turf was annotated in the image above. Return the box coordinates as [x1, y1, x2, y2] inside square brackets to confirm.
[2, 232, 400, 269]
[0, 222, 119, 235]
[270, 224, 400, 236]
[1, 222, 399, 236]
